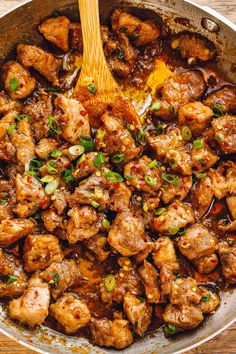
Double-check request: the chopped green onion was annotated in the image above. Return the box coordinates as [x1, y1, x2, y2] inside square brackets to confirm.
[96, 130, 105, 140]
[156, 124, 165, 135]
[104, 274, 116, 292]
[47, 273, 59, 288]
[124, 175, 136, 180]
[9, 78, 20, 91]
[212, 104, 223, 118]
[47, 160, 58, 174]
[45, 86, 61, 93]
[91, 201, 100, 208]
[168, 226, 180, 235]
[77, 153, 86, 164]
[195, 172, 207, 179]
[0, 195, 9, 205]
[93, 152, 105, 167]
[111, 153, 125, 164]
[41, 175, 55, 183]
[149, 159, 157, 169]
[80, 136, 94, 151]
[136, 128, 148, 146]
[45, 179, 59, 195]
[16, 114, 31, 122]
[61, 169, 74, 183]
[48, 115, 61, 135]
[145, 175, 157, 187]
[227, 238, 234, 246]
[33, 212, 41, 220]
[51, 149, 62, 158]
[162, 174, 180, 185]
[88, 83, 96, 94]
[117, 50, 125, 60]
[164, 323, 176, 334]
[68, 145, 85, 156]
[105, 171, 124, 183]
[150, 101, 162, 112]
[193, 139, 203, 148]
[181, 125, 192, 142]
[30, 159, 43, 170]
[1, 274, 17, 284]
[102, 219, 110, 229]
[201, 296, 210, 302]
[155, 207, 166, 216]
[7, 123, 16, 134]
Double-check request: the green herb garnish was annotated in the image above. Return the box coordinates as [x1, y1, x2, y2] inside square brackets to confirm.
[61, 169, 74, 183]
[105, 171, 124, 183]
[9, 78, 20, 91]
[93, 152, 105, 167]
[88, 84, 96, 94]
[80, 136, 94, 151]
[111, 153, 125, 164]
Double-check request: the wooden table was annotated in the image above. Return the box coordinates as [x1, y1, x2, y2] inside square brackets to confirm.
[0, 0, 236, 353]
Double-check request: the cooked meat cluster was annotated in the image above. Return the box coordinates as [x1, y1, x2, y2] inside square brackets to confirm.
[0, 7, 235, 351]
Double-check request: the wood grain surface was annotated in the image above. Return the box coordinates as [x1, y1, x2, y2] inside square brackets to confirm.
[0, 0, 236, 353]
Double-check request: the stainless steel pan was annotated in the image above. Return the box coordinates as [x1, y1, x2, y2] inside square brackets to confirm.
[0, 1, 236, 353]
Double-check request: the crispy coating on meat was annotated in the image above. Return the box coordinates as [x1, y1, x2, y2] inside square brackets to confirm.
[218, 240, 236, 285]
[198, 286, 220, 314]
[52, 189, 68, 215]
[166, 149, 192, 176]
[38, 16, 70, 52]
[2, 61, 36, 99]
[0, 218, 37, 247]
[35, 138, 58, 159]
[153, 236, 179, 272]
[191, 139, 219, 172]
[8, 276, 50, 327]
[170, 277, 202, 306]
[161, 176, 192, 204]
[84, 233, 110, 262]
[90, 318, 133, 349]
[108, 182, 131, 212]
[50, 293, 91, 334]
[204, 86, 236, 113]
[211, 116, 236, 154]
[190, 176, 214, 220]
[23, 234, 63, 273]
[17, 44, 61, 85]
[163, 303, 204, 330]
[138, 260, 161, 303]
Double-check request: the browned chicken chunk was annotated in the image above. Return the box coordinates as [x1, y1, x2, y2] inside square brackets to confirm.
[0, 111, 18, 141]
[204, 86, 236, 113]
[74, 152, 102, 180]
[35, 138, 58, 159]
[153, 236, 179, 272]
[170, 277, 202, 306]
[41, 207, 62, 233]
[191, 139, 219, 172]
[84, 233, 110, 262]
[163, 303, 204, 330]
[161, 176, 192, 204]
[138, 260, 161, 303]
[218, 240, 236, 285]
[166, 149, 192, 176]
[0, 91, 20, 115]
[211, 116, 236, 154]
[0, 218, 37, 247]
[190, 175, 214, 220]
[198, 286, 220, 314]
[227, 195, 236, 220]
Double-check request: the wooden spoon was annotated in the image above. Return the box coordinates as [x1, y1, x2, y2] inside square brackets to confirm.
[74, 0, 141, 128]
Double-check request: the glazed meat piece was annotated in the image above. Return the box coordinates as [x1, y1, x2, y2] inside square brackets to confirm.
[170, 277, 202, 306]
[24, 94, 53, 141]
[218, 240, 236, 285]
[69, 23, 83, 51]
[111, 9, 160, 47]
[2, 61, 36, 100]
[55, 95, 90, 144]
[211, 116, 236, 154]
[41, 207, 62, 233]
[96, 114, 140, 163]
[190, 175, 214, 220]
[38, 16, 70, 52]
[160, 264, 174, 297]
[204, 86, 236, 113]
[138, 260, 161, 303]
[108, 210, 146, 256]
[0, 136, 16, 162]
[108, 182, 131, 212]
[148, 128, 184, 161]
[123, 293, 152, 336]
[191, 139, 219, 172]
[90, 318, 133, 349]
[161, 176, 192, 204]
[40, 259, 81, 299]
[35, 138, 58, 159]
[11, 118, 35, 171]
[124, 156, 162, 194]
[65, 206, 103, 243]
[227, 196, 236, 220]
[153, 71, 206, 120]
[178, 102, 213, 136]
[135, 236, 154, 263]
[0, 111, 18, 141]
[0, 218, 37, 247]
[74, 152, 103, 180]
[53, 189, 68, 215]
[208, 165, 228, 200]
[15, 174, 49, 218]
[163, 303, 204, 330]
[50, 293, 91, 334]
[198, 286, 220, 314]
[166, 149, 192, 176]
[171, 32, 216, 62]
[8, 276, 50, 327]
[84, 233, 110, 262]
[41, 155, 70, 177]
[151, 201, 195, 236]
[0, 91, 20, 114]
[194, 254, 219, 274]
[0, 248, 28, 298]
[153, 236, 179, 272]
[23, 234, 63, 273]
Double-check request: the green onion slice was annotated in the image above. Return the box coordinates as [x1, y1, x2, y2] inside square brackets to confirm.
[45, 179, 59, 195]
[80, 136, 94, 151]
[93, 152, 105, 167]
[181, 125, 192, 142]
[164, 323, 176, 334]
[150, 101, 162, 112]
[91, 201, 100, 208]
[149, 159, 157, 169]
[155, 207, 166, 216]
[51, 149, 62, 158]
[68, 145, 85, 156]
[111, 153, 125, 164]
[162, 174, 180, 185]
[7, 123, 16, 134]
[104, 274, 116, 292]
[193, 139, 203, 148]
[61, 169, 74, 183]
[0, 195, 9, 205]
[136, 128, 148, 146]
[47, 273, 59, 288]
[48, 115, 61, 135]
[105, 171, 124, 183]
[168, 226, 180, 235]
[212, 103, 223, 118]
[1, 274, 17, 284]
[16, 114, 31, 122]
[47, 160, 58, 174]
[145, 175, 157, 187]
[41, 175, 55, 183]
[9, 78, 20, 91]
[88, 84, 96, 94]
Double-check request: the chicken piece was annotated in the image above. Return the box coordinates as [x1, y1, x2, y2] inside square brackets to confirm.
[0, 218, 37, 247]
[40, 155, 70, 177]
[171, 32, 216, 62]
[160, 263, 174, 297]
[227, 196, 236, 220]
[0, 248, 28, 298]
[0, 111, 18, 141]
[194, 254, 219, 274]
[17, 44, 61, 85]
[74, 152, 102, 180]
[218, 240, 236, 285]
[151, 201, 195, 236]
[24, 94, 53, 141]
[190, 175, 214, 220]
[112, 9, 160, 47]
[0, 91, 20, 115]
[211, 116, 236, 154]
[170, 277, 202, 306]
[69, 23, 83, 51]
[204, 86, 236, 113]
[90, 318, 133, 349]
[138, 260, 161, 303]
[11, 118, 35, 171]
[166, 149, 192, 176]
[124, 156, 162, 194]
[0, 135, 16, 162]
[153, 71, 206, 120]
[55, 95, 90, 144]
[35, 138, 58, 160]
[108, 210, 146, 256]
[84, 233, 109, 262]
[38, 16, 70, 52]
[178, 102, 213, 136]
[96, 114, 140, 163]
[163, 303, 204, 330]
[191, 139, 219, 172]
[161, 176, 192, 204]
[65, 206, 103, 243]
[2, 61, 36, 100]
[50, 293, 91, 334]
[135, 239, 154, 263]
[148, 128, 184, 161]
[41, 207, 62, 233]
[108, 182, 131, 212]
[208, 165, 228, 200]
[40, 259, 81, 299]
[153, 236, 179, 272]
[198, 286, 220, 314]
[15, 174, 49, 218]
[53, 189, 68, 215]
[23, 234, 63, 273]
[8, 276, 50, 327]
[123, 293, 152, 336]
